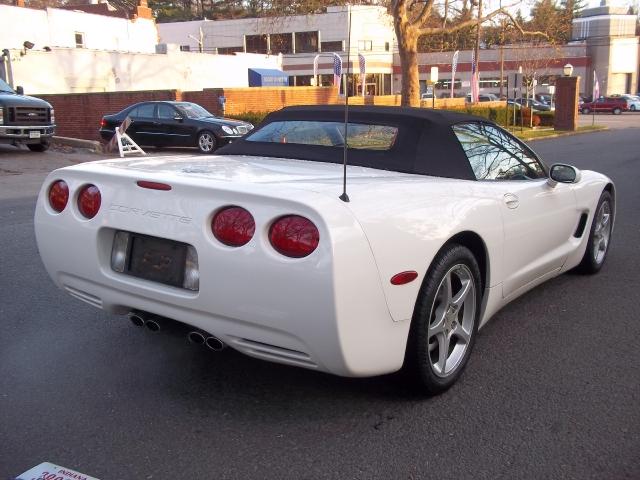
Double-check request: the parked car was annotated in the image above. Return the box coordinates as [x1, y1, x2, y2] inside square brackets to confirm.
[534, 93, 553, 106]
[35, 106, 615, 395]
[99, 101, 254, 153]
[466, 93, 499, 102]
[0, 78, 55, 152]
[613, 94, 640, 111]
[507, 98, 552, 111]
[580, 96, 629, 115]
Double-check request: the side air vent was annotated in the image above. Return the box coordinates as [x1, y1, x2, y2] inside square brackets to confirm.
[574, 213, 589, 238]
[229, 337, 318, 369]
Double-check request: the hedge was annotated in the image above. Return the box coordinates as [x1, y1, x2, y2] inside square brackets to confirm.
[229, 106, 555, 129]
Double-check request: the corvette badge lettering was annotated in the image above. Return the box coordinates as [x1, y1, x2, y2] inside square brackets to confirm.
[109, 203, 192, 224]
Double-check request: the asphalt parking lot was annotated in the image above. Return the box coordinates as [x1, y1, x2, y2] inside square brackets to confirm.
[1, 127, 639, 479]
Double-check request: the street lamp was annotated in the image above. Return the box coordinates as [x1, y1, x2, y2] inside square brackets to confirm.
[563, 64, 574, 77]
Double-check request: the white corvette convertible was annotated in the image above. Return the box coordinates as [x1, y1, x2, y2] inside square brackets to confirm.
[35, 106, 615, 394]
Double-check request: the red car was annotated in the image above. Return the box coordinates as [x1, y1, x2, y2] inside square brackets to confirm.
[581, 97, 629, 115]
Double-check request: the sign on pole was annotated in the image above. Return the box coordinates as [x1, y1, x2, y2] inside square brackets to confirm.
[430, 66, 439, 83]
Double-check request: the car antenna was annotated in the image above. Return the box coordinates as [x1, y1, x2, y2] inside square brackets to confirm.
[339, 6, 352, 203]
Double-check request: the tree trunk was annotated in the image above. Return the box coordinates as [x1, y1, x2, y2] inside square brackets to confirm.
[394, 14, 420, 107]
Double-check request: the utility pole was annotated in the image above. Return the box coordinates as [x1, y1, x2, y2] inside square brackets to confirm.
[473, 0, 483, 100]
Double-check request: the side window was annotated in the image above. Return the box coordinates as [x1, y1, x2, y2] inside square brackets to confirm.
[129, 104, 155, 119]
[452, 122, 546, 181]
[157, 104, 177, 119]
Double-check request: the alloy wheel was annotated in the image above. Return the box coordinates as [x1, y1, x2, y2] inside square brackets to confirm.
[592, 200, 612, 265]
[427, 264, 476, 378]
[198, 132, 215, 152]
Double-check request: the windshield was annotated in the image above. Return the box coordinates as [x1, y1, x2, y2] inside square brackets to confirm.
[0, 78, 15, 93]
[175, 102, 214, 119]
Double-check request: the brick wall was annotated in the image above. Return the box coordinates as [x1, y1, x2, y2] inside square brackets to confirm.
[37, 90, 182, 141]
[35, 87, 466, 141]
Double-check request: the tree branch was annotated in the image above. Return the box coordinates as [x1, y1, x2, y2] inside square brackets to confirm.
[410, 0, 435, 28]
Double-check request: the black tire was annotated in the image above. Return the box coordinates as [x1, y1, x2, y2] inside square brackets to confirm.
[612, 107, 622, 115]
[197, 130, 217, 154]
[403, 244, 482, 395]
[27, 141, 50, 152]
[576, 191, 614, 274]
[582, 107, 590, 114]
[631, 105, 637, 111]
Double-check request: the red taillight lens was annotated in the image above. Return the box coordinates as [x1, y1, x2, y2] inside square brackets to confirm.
[48, 180, 69, 213]
[212, 206, 255, 247]
[77, 184, 101, 219]
[269, 215, 319, 258]
[100, 119, 106, 128]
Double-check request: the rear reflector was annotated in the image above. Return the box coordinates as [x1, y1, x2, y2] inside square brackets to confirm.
[212, 206, 255, 247]
[77, 184, 101, 219]
[390, 271, 418, 285]
[137, 180, 172, 191]
[48, 180, 69, 212]
[269, 215, 319, 258]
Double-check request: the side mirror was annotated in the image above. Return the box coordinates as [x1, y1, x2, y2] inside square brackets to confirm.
[16, 86, 24, 95]
[548, 163, 581, 187]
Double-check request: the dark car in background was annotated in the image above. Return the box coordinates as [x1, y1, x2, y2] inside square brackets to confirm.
[100, 101, 253, 153]
[580, 96, 629, 115]
[507, 98, 553, 111]
[0, 78, 55, 152]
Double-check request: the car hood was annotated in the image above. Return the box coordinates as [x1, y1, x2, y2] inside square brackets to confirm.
[0, 92, 52, 108]
[197, 116, 250, 127]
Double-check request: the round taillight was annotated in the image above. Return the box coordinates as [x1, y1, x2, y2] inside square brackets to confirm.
[48, 180, 69, 213]
[269, 215, 319, 258]
[212, 206, 255, 247]
[77, 184, 101, 219]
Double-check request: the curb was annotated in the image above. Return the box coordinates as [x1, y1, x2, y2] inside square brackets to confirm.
[52, 136, 104, 153]
[521, 126, 609, 142]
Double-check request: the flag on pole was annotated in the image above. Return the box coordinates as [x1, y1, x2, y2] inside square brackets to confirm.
[451, 50, 459, 99]
[593, 70, 600, 100]
[332, 53, 342, 88]
[358, 53, 366, 96]
[470, 50, 480, 103]
[313, 54, 320, 85]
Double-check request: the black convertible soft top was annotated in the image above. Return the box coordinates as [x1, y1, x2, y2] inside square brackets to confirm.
[218, 105, 493, 180]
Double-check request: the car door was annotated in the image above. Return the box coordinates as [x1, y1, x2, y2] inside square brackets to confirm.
[127, 103, 157, 146]
[452, 122, 579, 299]
[156, 103, 192, 147]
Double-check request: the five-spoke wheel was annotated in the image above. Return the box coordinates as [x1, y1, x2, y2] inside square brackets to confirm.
[578, 190, 614, 274]
[404, 244, 481, 395]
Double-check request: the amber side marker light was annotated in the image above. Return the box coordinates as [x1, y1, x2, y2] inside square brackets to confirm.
[390, 271, 418, 285]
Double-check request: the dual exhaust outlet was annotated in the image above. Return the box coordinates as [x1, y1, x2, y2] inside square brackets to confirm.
[128, 311, 225, 352]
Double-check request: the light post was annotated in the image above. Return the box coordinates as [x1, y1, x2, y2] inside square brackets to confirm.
[563, 64, 574, 77]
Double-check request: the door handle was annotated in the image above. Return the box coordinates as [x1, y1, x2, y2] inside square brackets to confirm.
[504, 193, 519, 209]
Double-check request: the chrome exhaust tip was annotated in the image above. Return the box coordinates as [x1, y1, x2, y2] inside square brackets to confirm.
[205, 336, 225, 352]
[187, 331, 206, 345]
[128, 312, 145, 327]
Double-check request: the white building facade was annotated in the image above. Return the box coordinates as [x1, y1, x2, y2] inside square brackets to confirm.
[0, 3, 281, 94]
[158, 5, 396, 95]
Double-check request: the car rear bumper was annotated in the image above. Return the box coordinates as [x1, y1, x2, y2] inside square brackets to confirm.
[34, 167, 409, 378]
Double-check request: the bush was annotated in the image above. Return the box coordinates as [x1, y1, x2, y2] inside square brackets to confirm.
[445, 105, 512, 127]
[229, 111, 271, 126]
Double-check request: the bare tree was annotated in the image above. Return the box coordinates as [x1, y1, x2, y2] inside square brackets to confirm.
[391, 0, 548, 106]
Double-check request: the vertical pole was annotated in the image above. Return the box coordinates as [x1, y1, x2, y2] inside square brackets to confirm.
[473, 0, 483, 102]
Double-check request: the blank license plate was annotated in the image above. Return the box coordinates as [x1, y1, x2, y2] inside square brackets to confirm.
[29, 131, 41, 139]
[127, 234, 187, 288]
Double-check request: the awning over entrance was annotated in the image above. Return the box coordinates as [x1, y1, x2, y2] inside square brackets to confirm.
[248, 68, 289, 87]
